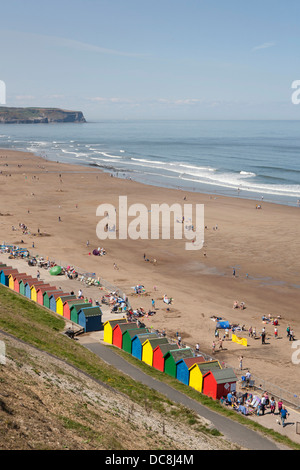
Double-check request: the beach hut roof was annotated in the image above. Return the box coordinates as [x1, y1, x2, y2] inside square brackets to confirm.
[71, 302, 91, 313]
[133, 332, 158, 342]
[49, 291, 68, 299]
[11, 273, 27, 279]
[178, 356, 206, 368]
[115, 322, 140, 333]
[155, 343, 178, 355]
[164, 348, 193, 361]
[25, 278, 42, 287]
[104, 318, 127, 327]
[145, 337, 169, 348]
[36, 285, 57, 293]
[79, 306, 102, 317]
[204, 368, 237, 384]
[1, 267, 18, 274]
[191, 360, 221, 373]
[124, 327, 149, 339]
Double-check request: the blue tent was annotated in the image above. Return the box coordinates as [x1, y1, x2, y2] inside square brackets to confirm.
[216, 320, 231, 329]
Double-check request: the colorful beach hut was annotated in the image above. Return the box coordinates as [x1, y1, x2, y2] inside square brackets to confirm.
[30, 283, 51, 302]
[56, 295, 77, 316]
[131, 332, 159, 360]
[49, 291, 70, 312]
[77, 306, 103, 332]
[188, 360, 222, 393]
[112, 322, 140, 349]
[25, 279, 44, 299]
[122, 327, 149, 354]
[0, 268, 18, 286]
[16, 276, 33, 294]
[19, 277, 33, 296]
[103, 319, 127, 344]
[141, 337, 169, 366]
[36, 285, 58, 306]
[202, 368, 237, 400]
[8, 273, 26, 291]
[63, 299, 87, 320]
[43, 290, 63, 309]
[163, 348, 194, 378]
[70, 302, 90, 324]
[176, 356, 206, 386]
[152, 343, 179, 372]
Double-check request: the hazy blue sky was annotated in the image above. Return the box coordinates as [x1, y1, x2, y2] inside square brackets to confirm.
[1, 0, 300, 120]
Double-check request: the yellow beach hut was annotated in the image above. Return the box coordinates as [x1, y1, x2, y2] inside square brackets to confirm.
[189, 360, 222, 393]
[141, 337, 169, 366]
[8, 273, 26, 291]
[56, 295, 77, 316]
[30, 283, 50, 303]
[103, 318, 127, 344]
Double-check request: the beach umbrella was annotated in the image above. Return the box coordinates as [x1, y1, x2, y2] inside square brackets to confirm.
[49, 266, 62, 276]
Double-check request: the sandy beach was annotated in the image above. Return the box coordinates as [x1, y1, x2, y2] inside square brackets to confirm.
[1, 148, 300, 395]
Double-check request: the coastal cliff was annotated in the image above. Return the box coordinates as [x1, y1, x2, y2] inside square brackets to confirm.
[0, 107, 86, 124]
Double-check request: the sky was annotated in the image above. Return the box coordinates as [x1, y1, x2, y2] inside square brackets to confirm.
[1, 0, 300, 120]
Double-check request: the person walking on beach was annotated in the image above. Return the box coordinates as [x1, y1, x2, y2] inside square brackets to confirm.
[239, 355, 243, 370]
[270, 397, 276, 414]
[212, 341, 216, 354]
[37, 270, 40, 280]
[261, 328, 266, 344]
[279, 406, 289, 427]
[151, 299, 156, 310]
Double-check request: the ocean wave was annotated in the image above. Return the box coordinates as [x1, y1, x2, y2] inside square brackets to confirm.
[239, 171, 256, 176]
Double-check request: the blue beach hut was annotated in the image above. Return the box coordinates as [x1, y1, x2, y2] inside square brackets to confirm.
[131, 332, 158, 360]
[77, 306, 103, 332]
[176, 356, 206, 385]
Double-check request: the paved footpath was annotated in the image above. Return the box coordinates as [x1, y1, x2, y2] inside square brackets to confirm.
[80, 337, 285, 450]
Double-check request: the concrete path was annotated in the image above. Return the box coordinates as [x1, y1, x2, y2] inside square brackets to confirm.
[82, 339, 283, 450]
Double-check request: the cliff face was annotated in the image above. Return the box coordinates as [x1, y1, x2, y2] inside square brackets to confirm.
[0, 107, 86, 123]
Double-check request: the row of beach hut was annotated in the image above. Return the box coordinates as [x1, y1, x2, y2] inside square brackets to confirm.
[0, 263, 103, 332]
[103, 318, 237, 400]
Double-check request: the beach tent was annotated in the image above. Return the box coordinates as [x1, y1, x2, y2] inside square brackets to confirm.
[202, 368, 237, 400]
[112, 322, 140, 349]
[0, 268, 18, 286]
[122, 327, 149, 354]
[141, 337, 169, 367]
[49, 291, 70, 312]
[188, 360, 222, 393]
[163, 348, 194, 378]
[24, 280, 44, 299]
[216, 320, 231, 330]
[49, 266, 62, 276]
[103, 319, 127, 344]
[36, 285, 58, 306]
[56, 295, 77, 316]
[176, 356, 206, 386]
[152, 343, 179, 372]
[63, 299, 88, 320]
[70, 303, 90, 324]
[8, 273, 27, 291]
[43, 290, 63, 309]
[131, 332, 159, 360]
[77, 306, 103, 332]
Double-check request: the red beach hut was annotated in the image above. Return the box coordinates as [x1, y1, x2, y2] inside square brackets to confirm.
[202, 368, 237, 400]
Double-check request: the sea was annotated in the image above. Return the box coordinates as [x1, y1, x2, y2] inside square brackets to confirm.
[1, 119, 300, 207]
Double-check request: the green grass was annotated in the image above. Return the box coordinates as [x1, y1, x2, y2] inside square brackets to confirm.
[0, 285, 299, 449]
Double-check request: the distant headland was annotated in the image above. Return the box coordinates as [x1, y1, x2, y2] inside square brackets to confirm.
[0, 107, 86, 124]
